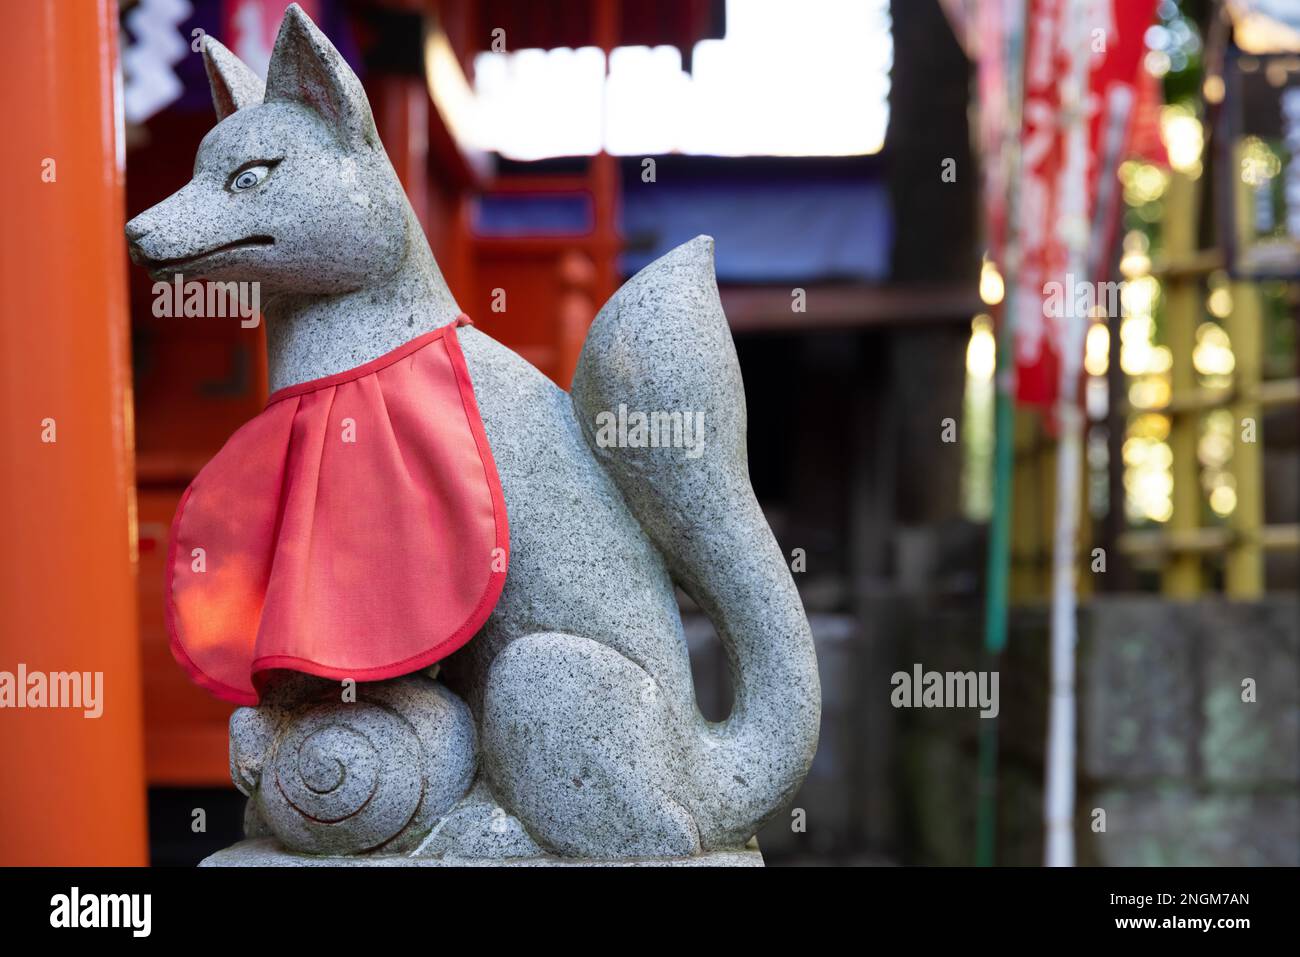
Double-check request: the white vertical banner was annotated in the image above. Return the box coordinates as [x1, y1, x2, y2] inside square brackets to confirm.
[1043, 0, 1094, 869]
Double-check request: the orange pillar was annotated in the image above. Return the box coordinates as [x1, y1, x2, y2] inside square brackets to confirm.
[0, 0, 148, 864]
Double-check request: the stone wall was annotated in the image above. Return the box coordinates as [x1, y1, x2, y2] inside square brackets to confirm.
[1077, 597, 1299, 866]
[686, 594, 1299, 865]
[898, 595, 1299, 866]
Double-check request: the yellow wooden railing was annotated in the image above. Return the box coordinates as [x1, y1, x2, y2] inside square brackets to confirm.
[1012, 168, 1300, 600]
[1118, 169, 1300, 597]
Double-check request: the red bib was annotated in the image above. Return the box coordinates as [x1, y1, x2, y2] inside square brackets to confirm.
[166, 316, 508, 705]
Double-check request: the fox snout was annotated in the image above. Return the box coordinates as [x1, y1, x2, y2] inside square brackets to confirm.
[124, 217, 149, 244]
[125, 187, 203, 273]
[124, 211, 156, 267]
[125, 184, 277, 279]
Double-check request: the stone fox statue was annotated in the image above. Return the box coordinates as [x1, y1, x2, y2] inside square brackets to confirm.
[126, 4, 819, 862]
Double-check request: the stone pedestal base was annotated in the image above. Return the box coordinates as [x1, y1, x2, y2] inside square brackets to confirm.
[202, 837, 764, 867]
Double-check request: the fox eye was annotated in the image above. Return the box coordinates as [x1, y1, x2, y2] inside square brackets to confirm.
[230, 165, 271, 192]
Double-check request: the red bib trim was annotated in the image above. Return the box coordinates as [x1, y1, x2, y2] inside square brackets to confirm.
[166, 315, 508, 705]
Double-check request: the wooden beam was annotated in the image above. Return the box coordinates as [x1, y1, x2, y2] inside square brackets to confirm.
[719, 283, 981, 333]
[1161, 171, 1204, 597]
[1226, 281, 1264, 596]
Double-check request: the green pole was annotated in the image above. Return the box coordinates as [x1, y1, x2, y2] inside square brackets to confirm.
[984, 381, 1016, 658]
[976, 0, 1027, 868]
[977, 338, 1015, 867]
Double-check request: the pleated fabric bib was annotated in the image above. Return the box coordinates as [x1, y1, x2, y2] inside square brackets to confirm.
[166, 315, 508, 705]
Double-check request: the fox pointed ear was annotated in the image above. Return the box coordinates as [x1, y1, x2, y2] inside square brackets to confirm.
[202, 36, 264, 120]
[264, 3, 378, 148]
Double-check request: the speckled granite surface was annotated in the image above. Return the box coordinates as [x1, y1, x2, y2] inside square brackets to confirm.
[201, 837, 764, 867]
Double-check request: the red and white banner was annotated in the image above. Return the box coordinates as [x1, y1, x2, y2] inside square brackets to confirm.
[975, 0, 1012, 265]
[1003, 0, 1158, 408]
[1084, 0, 1162, 278]
[1010, 0, 1069, 406]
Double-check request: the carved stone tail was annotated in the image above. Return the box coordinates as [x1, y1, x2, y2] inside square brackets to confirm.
[230, 673, 477, 855]
[570, 236, 821, 848]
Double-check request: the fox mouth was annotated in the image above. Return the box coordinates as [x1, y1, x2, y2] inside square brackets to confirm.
[137, 235, 275, 271]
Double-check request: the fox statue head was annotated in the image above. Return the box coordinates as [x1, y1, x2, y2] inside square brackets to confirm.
[126, 4, 460, 388]
[125, 4, 413, 296]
